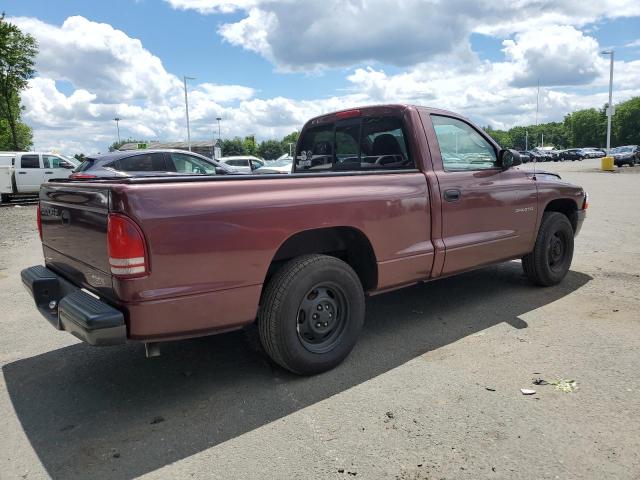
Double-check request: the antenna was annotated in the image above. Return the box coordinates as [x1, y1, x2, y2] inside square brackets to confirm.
[533, 79, 540, 180]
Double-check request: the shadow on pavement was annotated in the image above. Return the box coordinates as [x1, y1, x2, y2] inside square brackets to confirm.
[3, 262, 591, 479]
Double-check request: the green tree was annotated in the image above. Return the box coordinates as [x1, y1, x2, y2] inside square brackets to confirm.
[612, 96, 640, 146]
[258, 139, 284, 160]
[73, 153, 86, 161]
[0, 113, 32, 150]
[0, 14, 37, 150]
[564, 108, 605, 148]
[243, 135, 257, 156]
[220, 137, 246, 156]
[483, 126, 513, 148]
[281, 131, 299, 155]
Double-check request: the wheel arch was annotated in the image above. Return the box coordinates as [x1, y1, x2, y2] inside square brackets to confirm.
[543, 198, 579, 232]
[265, 226, 378, 292]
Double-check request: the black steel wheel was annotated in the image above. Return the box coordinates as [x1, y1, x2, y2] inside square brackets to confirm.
[258, 254, 365, 375]
[522, 212, 574, 286]
[296, 283, 349, 354]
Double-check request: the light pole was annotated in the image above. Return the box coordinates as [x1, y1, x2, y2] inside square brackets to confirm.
[114, 117, 121, 144]
[601, 50, 614, 155]
[287, 142, 294, 157]
[216, 117, 222, 140]
[183, 75, 195, 151]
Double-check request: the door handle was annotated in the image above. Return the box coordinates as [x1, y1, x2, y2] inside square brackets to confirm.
[18, 171, 27, 174]
[45, 171, 53, 174]
[444, 189, 461, 202]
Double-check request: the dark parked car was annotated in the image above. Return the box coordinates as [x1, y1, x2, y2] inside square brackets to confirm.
[611, 145, 639, 167]
[582, 148, 606, 159]
[517, 151, 531, 163]
[70, 149, 239, 179]
[561, 149, 587, 161]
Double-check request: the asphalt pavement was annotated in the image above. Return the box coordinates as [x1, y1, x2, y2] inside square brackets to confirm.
[1, 158, 639, 479]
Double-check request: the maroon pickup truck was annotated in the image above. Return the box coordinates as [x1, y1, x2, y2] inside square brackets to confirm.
[22, 105, 587, 375]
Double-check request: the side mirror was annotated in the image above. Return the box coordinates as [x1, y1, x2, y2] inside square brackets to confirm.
[60, 161, 75, 169]
[215, 167, 228, 175]
[499, 149, 522, 170]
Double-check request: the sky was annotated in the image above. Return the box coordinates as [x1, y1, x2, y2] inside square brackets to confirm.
[6, 0, 640, 155]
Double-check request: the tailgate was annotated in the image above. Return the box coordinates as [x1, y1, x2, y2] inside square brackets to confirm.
[40, 184, 114, 299]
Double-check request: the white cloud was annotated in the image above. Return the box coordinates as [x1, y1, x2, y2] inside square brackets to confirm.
[10, 8, 640, 156]
[626, 38, 640, 48]
[167, 0, 640, 71]
[503, 26, 603, 87]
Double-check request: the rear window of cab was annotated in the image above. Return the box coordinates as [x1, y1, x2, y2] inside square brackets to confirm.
[295, 116, 415, 172]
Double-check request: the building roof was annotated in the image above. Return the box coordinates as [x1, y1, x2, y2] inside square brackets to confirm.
[119, 141, 217, 151]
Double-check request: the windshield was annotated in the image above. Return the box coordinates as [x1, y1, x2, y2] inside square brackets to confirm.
[268, 158, 293, 167]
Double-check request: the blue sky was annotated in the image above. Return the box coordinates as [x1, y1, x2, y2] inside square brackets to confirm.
[6, 0, 640, 154]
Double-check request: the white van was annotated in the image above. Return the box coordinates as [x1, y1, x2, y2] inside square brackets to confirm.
[0, 152, 78, 203]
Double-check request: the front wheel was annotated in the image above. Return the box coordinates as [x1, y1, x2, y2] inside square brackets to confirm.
[522, 212, 574, 286]
[258, 254, 365, 375]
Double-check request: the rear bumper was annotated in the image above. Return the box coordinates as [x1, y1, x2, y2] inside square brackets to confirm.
[21, 265, 126, 346]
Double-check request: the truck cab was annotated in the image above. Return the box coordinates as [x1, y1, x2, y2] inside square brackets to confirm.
[0, 152, 77, 202]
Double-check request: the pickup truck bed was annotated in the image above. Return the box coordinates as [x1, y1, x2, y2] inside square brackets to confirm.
[22, 104, 587, 375]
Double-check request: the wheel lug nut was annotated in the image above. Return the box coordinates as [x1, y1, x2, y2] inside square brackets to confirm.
[323, 322, 328, 327]
[317, 305, 322, 311]
[316, 322, 321, 328]
[312, 313, 319, 320]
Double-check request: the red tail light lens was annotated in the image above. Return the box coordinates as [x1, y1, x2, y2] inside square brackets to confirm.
[37, 202, 42, 240]
[107, 213, 148, 278]
[70, 173, 97, 179]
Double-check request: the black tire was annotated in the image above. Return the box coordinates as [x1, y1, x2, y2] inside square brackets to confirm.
[522, 212, 574, 286]
[258, 254, 365, 375]
[0, 194, 9, 203]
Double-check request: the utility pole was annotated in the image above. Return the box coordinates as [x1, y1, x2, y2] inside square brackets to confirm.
[535, 79, 540, 127]
[114, 117, 121, 144]
[287, 142, 294, 157]
[183, 76, 195, 151]
[525, 130, 528, 151]
[601, 50, 614, 155]
[216, 117, 222, 140]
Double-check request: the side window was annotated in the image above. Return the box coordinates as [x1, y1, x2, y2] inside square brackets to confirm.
[250, 160, 263, 170]
[296, 116, 413, 172]
[43, 155, 63, 168]
[20, 155, 40, 169]
[169, 152, 215, 174]
[115, 153, 166, 172]
[431, 115, 497, 170]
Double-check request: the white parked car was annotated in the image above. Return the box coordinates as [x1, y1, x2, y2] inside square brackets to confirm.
[254, 156, 293, 174]
[0, 152, 78, 203]
[217, 156, 264, 174]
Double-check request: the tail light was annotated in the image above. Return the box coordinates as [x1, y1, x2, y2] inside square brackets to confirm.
[36, 202, 42, 240]
[70, 173, 97, 179]
[582, 192, 589, 210]
[336, 109, 361, 120]
[107, 213, 148, 278]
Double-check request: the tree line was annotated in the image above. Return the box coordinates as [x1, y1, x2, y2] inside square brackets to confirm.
[484, 96, 640, 150]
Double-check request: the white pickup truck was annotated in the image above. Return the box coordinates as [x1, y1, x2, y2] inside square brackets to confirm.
[0, 152, 77, 203]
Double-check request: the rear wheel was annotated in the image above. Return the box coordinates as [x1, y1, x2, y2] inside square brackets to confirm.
[522, 212, 574, 286]
[258, 254, 365, 375]
[0, 194, 9, 203]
